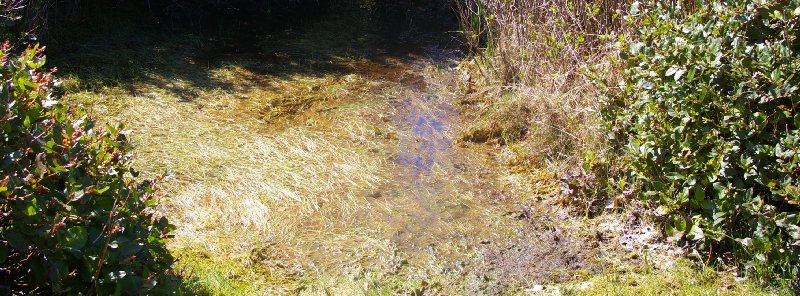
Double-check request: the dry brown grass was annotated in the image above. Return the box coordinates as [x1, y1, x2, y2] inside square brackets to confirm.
[455, 0, 701, 172]
[64, 41, 409, 293]
[62, 26, 607, 291]
[458, 53, 616, 180]
[32, 1, 791, 294]
[455, 0, 636, 179]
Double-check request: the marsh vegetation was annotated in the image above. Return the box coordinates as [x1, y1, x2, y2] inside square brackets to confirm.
[0, 0, 797, 294]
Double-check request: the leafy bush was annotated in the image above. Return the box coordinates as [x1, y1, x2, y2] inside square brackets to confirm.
[602, 0, 800, 284]
[0, 43, 174, 294]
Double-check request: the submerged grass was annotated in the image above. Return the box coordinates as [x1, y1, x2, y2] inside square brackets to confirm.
[56, 14, 414, 293]
[68, 76, 397, 293]
[51, 6, 790, 295]
[57, 18, 589, 292]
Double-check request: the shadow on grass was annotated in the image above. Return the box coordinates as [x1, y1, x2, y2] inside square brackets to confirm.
[49, 9, 461, 104]
[45, 8, 463, 293]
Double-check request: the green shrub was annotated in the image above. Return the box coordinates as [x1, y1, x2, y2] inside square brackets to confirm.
[0, 42, 174, 294]
[602, 0, 800, 284]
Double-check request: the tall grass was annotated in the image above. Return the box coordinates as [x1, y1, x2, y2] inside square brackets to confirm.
[454, 0, 696, 212]
[459, 0, 697, 81]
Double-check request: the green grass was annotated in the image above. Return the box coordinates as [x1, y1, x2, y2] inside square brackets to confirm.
[569, 258, 790, 296]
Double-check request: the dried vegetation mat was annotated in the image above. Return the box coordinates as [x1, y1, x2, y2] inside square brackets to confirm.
[54, 11, 783, 295]
[59, 19, 422, 293]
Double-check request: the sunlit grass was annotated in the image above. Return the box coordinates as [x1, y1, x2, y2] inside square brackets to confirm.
[70, 83, 401, 293]
[59, 24, 411, 292]
[568, 258, 789, 296]
[53, 10, 790, 295]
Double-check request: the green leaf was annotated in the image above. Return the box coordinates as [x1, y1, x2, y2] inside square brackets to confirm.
[72, 189, 85, 202]
[672, 215, 688, 233]
[120, 275, 144, 295]
[665, 172, 684, 180]
[45, 139, 56, 153]
[25, 197, 39, 216]
[51, 165, 67, 174]
[60, 227, 88, 250]
[693, 187, 706, 204]
[770, 69, 781, 82]
[666, 66, 678, 77]
[117, 241, 144, 258]
[674, 69, 685, 81]
[687, 222, 705, 241]
[5, 231, 29, 251]
[95, 186, 110, 194]
[0, 243, 8, 264]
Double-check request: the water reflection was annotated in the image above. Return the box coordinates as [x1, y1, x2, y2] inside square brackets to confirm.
[394, 96, 453, 175]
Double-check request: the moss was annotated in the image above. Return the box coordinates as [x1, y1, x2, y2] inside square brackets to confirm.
[569, 258, 791, 296]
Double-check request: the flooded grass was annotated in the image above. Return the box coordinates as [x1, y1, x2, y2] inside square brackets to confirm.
[59, 16, 403, 293]
[53, 12, 784, 295]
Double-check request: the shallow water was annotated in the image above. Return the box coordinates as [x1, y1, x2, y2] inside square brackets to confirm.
[322, 37, 598, 291]
[349, 47, 512, 268]
[59, 16, 597, 292]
